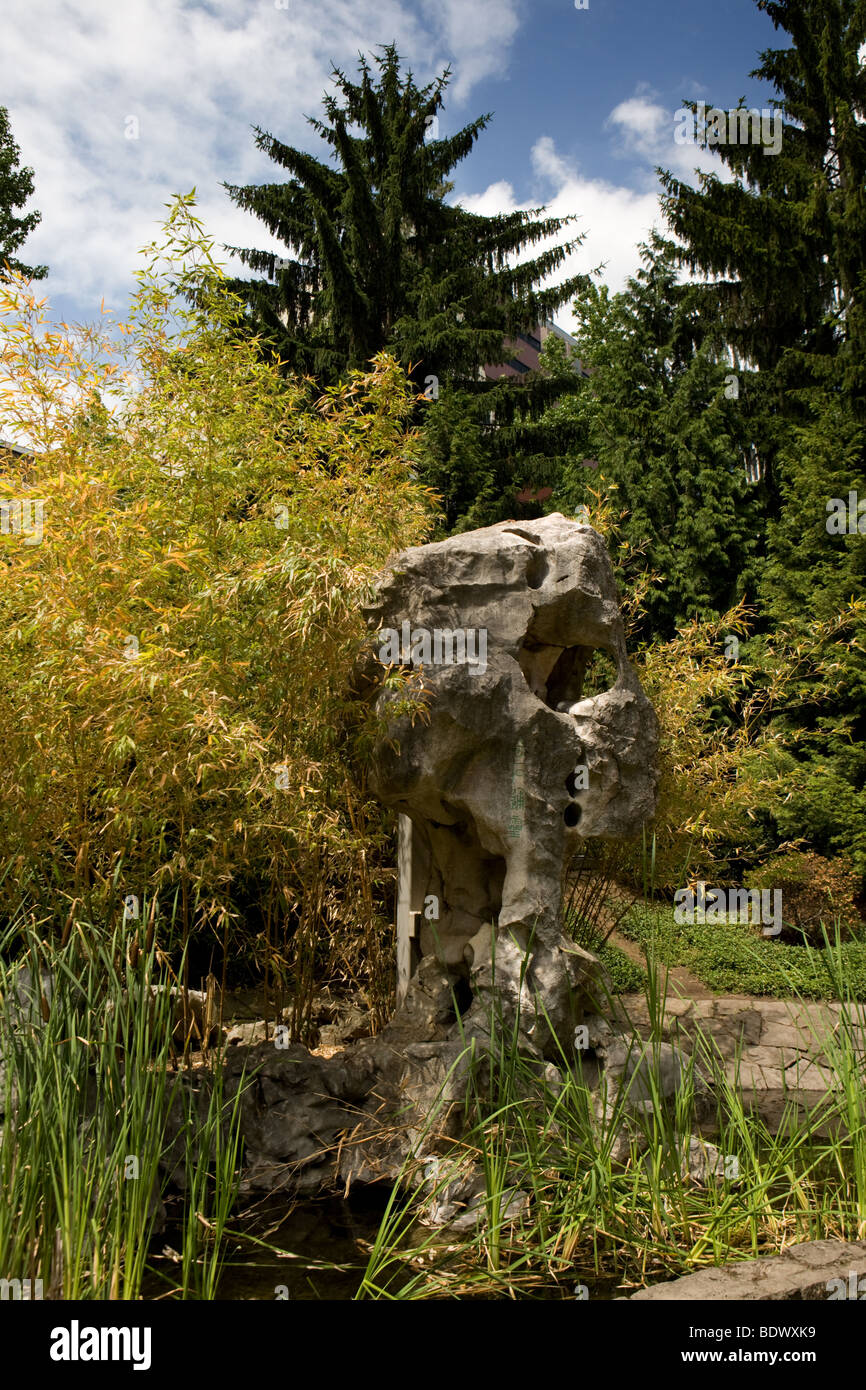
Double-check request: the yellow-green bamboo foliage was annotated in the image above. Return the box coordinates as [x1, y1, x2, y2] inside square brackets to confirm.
[0, 195, 435, 1010]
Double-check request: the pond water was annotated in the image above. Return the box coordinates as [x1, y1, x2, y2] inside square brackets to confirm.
[144, 1188, 609, 1300]
[146, 1190, 387, 1301]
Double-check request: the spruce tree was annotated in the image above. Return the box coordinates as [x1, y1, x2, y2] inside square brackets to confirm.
[660, 0, 866, 870]
[223, 45, 589, 525]
[548, 234, 765, 642]
[0, 106, 46, 280]
[225, 46, 585, 380]
[660, 0, 866, 419]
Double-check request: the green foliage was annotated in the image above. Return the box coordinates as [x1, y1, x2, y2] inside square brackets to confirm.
[358, 950, 866, 1298]
[622, 608, 781, 888]
[0, 913, 249, 1299]
[621, 903, 866, 998]
[612, 593, 866, 896]
[744, 850, 862, 942]
[597, 942, 647, 994]
[640, 0, 866, 884]
[758, 398, 866, 871]
[0, 106, 45, 280]
[774, 765, 866, 876]
[224, 45, 584, 386]
[0, 194, 434, 1016]
[412, 386, 497, 534]
[550, 235, 765, 642]
[225, 45, 589, 530]
[661, 0, 866, 412]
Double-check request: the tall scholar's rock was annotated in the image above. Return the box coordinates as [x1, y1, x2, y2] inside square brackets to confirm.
[357, 514, 659, 1053]
[156, 520, 659, 1198]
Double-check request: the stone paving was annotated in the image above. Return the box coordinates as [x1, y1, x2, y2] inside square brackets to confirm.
[628, 1238, 866, 1301]
[611, 989, 866, 1126]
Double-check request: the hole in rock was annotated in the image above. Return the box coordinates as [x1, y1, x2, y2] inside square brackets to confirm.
[565, 769, 581, 797]
[564, 804, 582, 829]
[517, 641, 617, 710]
[525, 550, 548, 590]
[579, 649, 617, 700]
[452, 972, 473, 1016]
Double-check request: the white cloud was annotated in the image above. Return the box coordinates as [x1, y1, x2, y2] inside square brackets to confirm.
[455, 89, 737, 334]
[1, 0, 521, 314]
[606, 94, 672, 161]
[432, 0, 520, 103]
[3, 0, 734, 345]
[606, 91, 724, 184]
[459, 157, 661, 331]
[457, 133, 663, 333]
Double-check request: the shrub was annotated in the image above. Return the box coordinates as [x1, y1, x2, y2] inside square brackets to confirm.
[0, 194, 436, 1029]
[609, 602, 863, 896]
[583, 490, 865, 896]
[744, 850, 862, 943]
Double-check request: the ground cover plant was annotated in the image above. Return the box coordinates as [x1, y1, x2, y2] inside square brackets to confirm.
[617, 903, 866, 1000]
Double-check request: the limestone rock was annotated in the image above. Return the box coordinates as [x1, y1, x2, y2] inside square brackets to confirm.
[584, 1013, 713, 1163]
[165, 518, 660, 1194]
[355, 514, 658, 1053]
[630, 1239, 866, 1300]
[418, 1158, 529, 1232]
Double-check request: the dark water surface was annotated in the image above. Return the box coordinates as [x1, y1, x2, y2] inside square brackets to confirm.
[146, 1189, 616, 1300]
[219, 1194, 383, 1300]
[145, 1190, 387, 1301]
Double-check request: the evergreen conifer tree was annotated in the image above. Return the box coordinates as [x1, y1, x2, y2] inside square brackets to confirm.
[660, 0, 866, 418]
[660, 0, 866, 868]
[0, 106, 46, 280]
[223, 45, 589, 525]
[549, 234, 765, 641]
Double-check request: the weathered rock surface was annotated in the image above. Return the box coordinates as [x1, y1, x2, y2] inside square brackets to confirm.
[582, 1012, 713, 1163]
[199, 517, 658, 1189]
[417, 1157, 529, 1232]
[629, 1239, 866, 1300]
[613, 991, 863, 1131]
[354, 514, 659, 1052]
[165, 949, 605, 1196]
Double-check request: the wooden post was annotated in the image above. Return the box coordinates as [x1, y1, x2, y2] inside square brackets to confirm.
[396, 814, 429, 1004]
[396, 813, 414, 1004]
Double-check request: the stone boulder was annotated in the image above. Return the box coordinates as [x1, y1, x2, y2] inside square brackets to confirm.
[354, 514, 659, 1053]
[629, 1239, 866, 1300]
[583, 1012, 713, 1164]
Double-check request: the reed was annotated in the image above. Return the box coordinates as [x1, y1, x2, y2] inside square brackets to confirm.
[357, 913, 866, 1300]
[0, 909, 248, 1299]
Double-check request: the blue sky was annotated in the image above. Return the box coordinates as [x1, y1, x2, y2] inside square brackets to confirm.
[2, 0, 789, 334]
